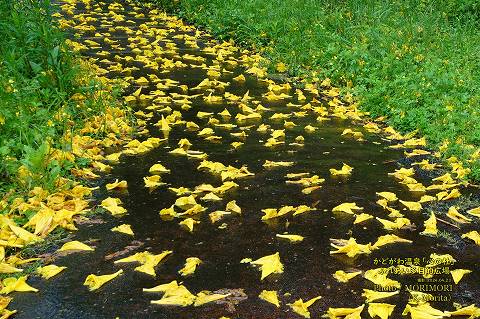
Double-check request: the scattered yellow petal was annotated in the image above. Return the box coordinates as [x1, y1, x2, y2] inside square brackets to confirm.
[58, 241, 94, 252]
[332, 202, 363, 214]
[450, 269, 471, 284]
[326, 305, 364, 319]
[259, 290, 280, 307]
[420, 212, 437, 236]
[0, 276, 38, 294]
[149, 163, 170, 174]
[276, 234, 304, 242]
[362, 289, 399, 302]
[106, 179, 128, 191]
[194, 291, 229, 306]
[288, 296, 322, 318]
[399, 200, 422, 212]
[83, 269, 123, 291]
[111, 224, 134, 236]
[376, 192, 398, 202]
[250, 252, 284, 280]
[36, 265, 66, 280]
[446, 206, 471, 223]
[179, 218, 200, 232]
[333, 270, 362, 283]
[329, 163, 353, 176]
[179, 257, 202, 276]
[368, 303, 395, 319]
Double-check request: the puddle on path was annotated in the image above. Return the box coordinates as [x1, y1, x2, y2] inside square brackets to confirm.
[10, 0, 480, 318]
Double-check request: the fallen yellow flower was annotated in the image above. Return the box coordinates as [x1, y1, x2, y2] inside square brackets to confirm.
[333, 270, 362, 283]
[115, 250, 172, 276]
[462, 230, 480, 245]
[368, 303, 395, 319]
[354, 213, 373, 224]
[36, 264, 66, 279]
[362, 289, 399, 302]
[446, 206, 471, 223]
[466, 206, 480, 217]
[8, 224, 42, 245]
[329, 163, 353, 176]
[147, 281, 196, 306]
[0, 263, 22, 274]
[143, 175, 165, 189]
[225, 200, 241, 214]
[259, 290, 280, 307]
[58, 240, 94, 252]
[179, 257, 202, 276]
[261, 206, 294, 220]
[175, 195, 197, 209]
[101, 197, 127, 216]
[0, 296, 16, 318]
[105, 179, 128, 191]
[250, 252, 284, 280]
[0, 276, 38, 294]
[330, 237, 371, 258]
[376, 217, 411, 230]
[402, 303, 445, 319]
[276, 233, 304, 242]
[420, 212, 437, 236]
[263, 160, 294, 168]
[209, 211, 231, 223]
[450, 269, 471, 284]
[84, 269, 123, 291]
[332, 202, 363, 214]
[194, 291, 229, 306]
[376, 192, 398, 202]
[371, 234, 412, 250]
[149, 163, 170, 174]
[111, 224, 134, 236]
[287, 296, 322, 318]
[293, 205, 315, 216]
[364, 268, 401, 289]
[325, 305, 364, 319]
[179, 218, 200, 232]
[399, 200, 422, 212]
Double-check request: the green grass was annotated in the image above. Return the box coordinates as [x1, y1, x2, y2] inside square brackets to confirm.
[0, 0, 124, 196]
[151, 0, 480, 180]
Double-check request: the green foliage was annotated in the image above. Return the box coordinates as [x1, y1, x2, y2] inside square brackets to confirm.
[152, 0, 480, 180]
[0, 0, 122, 194]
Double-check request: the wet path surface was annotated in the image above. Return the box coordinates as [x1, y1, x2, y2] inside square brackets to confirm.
[10, 0, 480, 318]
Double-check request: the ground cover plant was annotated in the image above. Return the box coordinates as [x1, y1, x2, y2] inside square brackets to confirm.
[0, 0, 129, 197]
